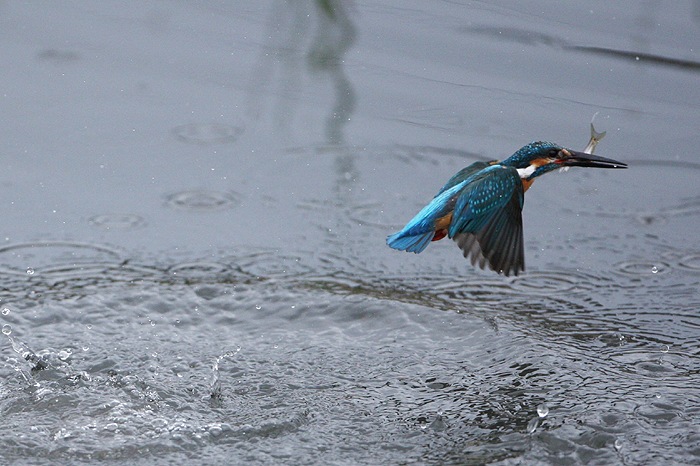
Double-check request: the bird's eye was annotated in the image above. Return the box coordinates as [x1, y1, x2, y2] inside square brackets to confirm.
[548, 149, 560, 158]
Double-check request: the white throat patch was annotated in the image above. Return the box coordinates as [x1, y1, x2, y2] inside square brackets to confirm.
[516, 165, 537, 179]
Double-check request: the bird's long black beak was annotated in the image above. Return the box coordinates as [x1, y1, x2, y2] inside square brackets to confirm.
[561, 150, 628, 169]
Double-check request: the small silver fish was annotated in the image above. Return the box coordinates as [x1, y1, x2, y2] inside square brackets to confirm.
[560, 119, 607, 173]
[584, 114, 606, 155]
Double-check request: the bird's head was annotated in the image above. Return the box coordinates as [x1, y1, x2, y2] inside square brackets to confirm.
[501, 141, 627, 180]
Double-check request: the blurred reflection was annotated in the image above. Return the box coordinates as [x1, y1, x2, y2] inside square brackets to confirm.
[308, 0, 357, 144]
[250, 0, 356, 145]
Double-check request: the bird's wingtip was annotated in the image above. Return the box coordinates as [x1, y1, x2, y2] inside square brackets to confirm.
[387, 231, 434, 254]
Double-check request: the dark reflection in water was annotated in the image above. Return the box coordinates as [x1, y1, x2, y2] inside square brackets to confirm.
[462, 23, 700, 72]
[249, 0, 356, 144]
[307, 0, 357, 144]
[567, 46, 700, 72]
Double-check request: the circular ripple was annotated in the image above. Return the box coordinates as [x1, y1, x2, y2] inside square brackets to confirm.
[89, 214, 145, 230]
[677, 253, 700, 272]
[171, 123, 244, 145]
[164, 190, 241, 212]
[613, 261, 671, 276]
[348, 202, 395, 229]
[509, 270, 598, 295]
[0, 242, 122, 276]
[229, 250, 315, 279]
[167, 262, 231, 279]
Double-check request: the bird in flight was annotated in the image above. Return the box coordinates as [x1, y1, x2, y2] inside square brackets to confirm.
[386, 130, 627, 276]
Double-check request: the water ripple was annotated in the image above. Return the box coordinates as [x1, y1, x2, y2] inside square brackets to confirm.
[677, 253, 700, 272]
[89, 214, 146, 231]
[164, 190, 242, 212]
[613, 260, 671, 276]
[0, 241, 122, 276]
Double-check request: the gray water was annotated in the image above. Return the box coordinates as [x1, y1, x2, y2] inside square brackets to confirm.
[1, 1, 699, 465]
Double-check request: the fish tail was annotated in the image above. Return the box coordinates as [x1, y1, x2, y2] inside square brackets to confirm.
[590, 122, 606, 143]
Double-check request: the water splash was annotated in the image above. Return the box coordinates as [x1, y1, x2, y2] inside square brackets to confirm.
[526, 416, 540, 434]
[209, 347, 242, 401]
[4, 332, 48, 372]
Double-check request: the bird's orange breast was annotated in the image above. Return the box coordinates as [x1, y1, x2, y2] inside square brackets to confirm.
[432, 213, 453, 242]
[522, 178, 534, 192]
[435, 213, 452, 230]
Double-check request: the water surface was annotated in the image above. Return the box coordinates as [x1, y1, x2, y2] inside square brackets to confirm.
[1, 1, 699, 465]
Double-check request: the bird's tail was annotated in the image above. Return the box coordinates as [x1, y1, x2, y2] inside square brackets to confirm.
[386, 230, 434, 253]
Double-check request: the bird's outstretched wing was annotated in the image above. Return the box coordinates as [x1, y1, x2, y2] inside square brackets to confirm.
[448, 166, 525, 276]
[434, 161, 493, 197]
[386, 160, 500, 255]
[386, 171, 478, 254]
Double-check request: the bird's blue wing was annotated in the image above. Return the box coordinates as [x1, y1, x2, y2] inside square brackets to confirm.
[448, 166, 525, 276]
[386, 230, 435, 253]
[434, 161, 493, 197]
[386, 181, 466, 254]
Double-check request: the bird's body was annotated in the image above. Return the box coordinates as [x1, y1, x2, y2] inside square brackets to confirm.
[386, 140, 627, 276]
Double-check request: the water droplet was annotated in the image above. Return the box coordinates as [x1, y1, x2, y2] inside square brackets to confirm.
[82, 345, 89, 352]
[255, 305, 262, 310]
[661, 345, 670, 353]
[526, 417, 539, 434]
[26, 268, 35, 275]
[1, 307, 10, 316]
[103, 423, 118, 432]
[537, 403, 549, 418]
[614, 438, 623, 451]
[651, 266, 658, 274]
[2, 324, 12, 335]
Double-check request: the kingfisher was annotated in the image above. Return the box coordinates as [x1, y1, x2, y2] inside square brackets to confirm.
[386, 140, 627, 276]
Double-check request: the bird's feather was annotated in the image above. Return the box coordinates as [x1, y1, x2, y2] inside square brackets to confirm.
[386, 230, 435, 253]
[434, 161, 493, 197]
[386, 182, 466, 253]
[448, 166, 525, 275]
